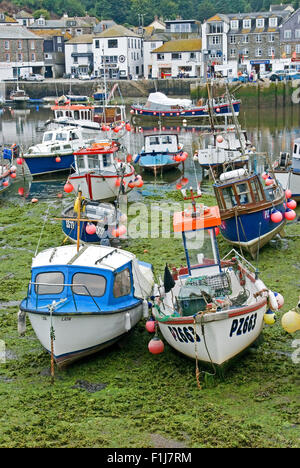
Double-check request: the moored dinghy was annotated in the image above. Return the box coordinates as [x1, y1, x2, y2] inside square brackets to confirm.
[151, 194, 282, 368]
[19, 244, 154, 366]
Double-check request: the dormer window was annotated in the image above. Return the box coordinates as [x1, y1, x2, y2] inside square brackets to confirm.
[0, 13, 5, 21]
[256, 18, 264, 28]
[230, 20, 239, 30]
[38, 17, 45, 26]
[243, 19, 251, 29]
[269, 17, 277, 27]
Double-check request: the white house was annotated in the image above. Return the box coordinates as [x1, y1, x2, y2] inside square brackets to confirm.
[65, 34, 93, 76]
[143, 33, 168, 78]
[14, 10, 35, 27]
[93, 25, 143, 79]
[151, 39, 202, 78]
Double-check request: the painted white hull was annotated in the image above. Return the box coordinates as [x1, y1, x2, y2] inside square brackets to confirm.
[156, 301, 266, 366]
[27, 303, 143, 366]
[69, 166, 136, 201]
[197, 148, 249, 167]
[54, 117, 101, 131]
[274, 170, 300, 201]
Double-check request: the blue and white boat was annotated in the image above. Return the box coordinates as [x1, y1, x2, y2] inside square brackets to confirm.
[23, 126, 103, 177]
[213, 168, 286, 259]
[19, 244, 154, 366]
[0, 147, 17, 194]
[131, 92, 240, 120]
[135, 132, 187, 172]
[274, 139, 300, 201]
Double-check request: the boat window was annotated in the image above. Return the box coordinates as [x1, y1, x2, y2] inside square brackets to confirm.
[56, 132, 68, 141]
[161, 136, 172, 144]
[77, 155, 85, 170]
[34, 271, 64, 295]
[43, 133, 53, 142]
[70, 132, 79, 140]
[102, 154, 113, 167]
[222, 185, 237, 209]
[113, 268, 131, 297]
[74, 110, 79, 120]
[184, 229, 218, 268]
[72, 272, 106, 297]
[149, 136, 160, 145]
[87, 157, 100, 169]
[215, 189, 224, 209]
[235, 182, 252, 205]
[294, 144, 297, 155]
[250, 179, 264, 202]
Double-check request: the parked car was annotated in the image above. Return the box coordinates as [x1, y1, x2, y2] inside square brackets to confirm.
[284, 70, 300, 80]
[24, 74, 44, 81]
[78, 74, 91, 80]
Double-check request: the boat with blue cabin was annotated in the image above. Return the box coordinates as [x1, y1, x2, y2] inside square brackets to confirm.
[19, 244, 154, 366]
[131, 92, 241, 120]
[213, 168, 286, 259]
[135, 132, 186, 172]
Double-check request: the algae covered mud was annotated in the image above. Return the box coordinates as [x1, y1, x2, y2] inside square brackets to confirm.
[0, 105, 299, 449]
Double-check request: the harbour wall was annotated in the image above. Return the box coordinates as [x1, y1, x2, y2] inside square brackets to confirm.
[2, 79, 300, 108]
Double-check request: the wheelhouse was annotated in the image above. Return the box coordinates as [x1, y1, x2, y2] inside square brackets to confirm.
[51, 105, 95, 123]
[143, 134, 179, 154]
[42, 128, 81, 145]
[173, 205, 222, 277]
[292, 138, 300, 173]
[74, 146, 119, 173]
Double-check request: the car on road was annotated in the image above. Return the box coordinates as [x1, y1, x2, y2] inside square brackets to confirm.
[24, 74, 44, 81]
[78, 74, 91, 80]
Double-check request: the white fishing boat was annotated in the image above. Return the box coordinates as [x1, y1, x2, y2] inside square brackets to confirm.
[19, 244, 154, 366]
[67, 143, 142, 201]
[273, 140, 300, 201]
[10, 86, 29, 104]
[23, 126, 107, 176]
[151, 192, 282, 368]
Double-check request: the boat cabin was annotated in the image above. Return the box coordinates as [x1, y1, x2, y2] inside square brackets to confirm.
[51, 104, 95, 123]
[173, 205, 222, 278]
[292, 138, 300, 173]
[143, 134, 179, 154]
[42, 128, 82, 145]
[74, 145, 119, 173]
[213, 170, 271, 212]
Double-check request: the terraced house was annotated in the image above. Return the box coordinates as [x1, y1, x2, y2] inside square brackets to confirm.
[280, 8, 300, 65]
[0, 26, 44, 80]
[202, 5, 293, 77]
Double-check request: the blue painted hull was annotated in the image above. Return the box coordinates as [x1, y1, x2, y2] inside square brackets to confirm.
[220, 203, 286, 255]
[139, 153, 181, 172]
[131, 102, 240, 118]
[24, 153, 75, 176]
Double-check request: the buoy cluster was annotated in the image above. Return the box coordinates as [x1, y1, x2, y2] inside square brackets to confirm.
[128, 174, 144, 188]
[261, 173, 298, 223]
[101, 121, 132, 133]
[174, 151, 188, 163]
[145, 316, 164, 355]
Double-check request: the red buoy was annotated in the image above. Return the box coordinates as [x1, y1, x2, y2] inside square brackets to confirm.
[148, 336, 164, 354]
[86, 223, 97, 235]
[18, 187, 24, 196]
[145, 319, 156, 333]
[64, 182, 74, 193]
[55, 156, 61, 163]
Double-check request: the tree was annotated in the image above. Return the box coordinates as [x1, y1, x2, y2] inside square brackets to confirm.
[33, 9, 50, 19]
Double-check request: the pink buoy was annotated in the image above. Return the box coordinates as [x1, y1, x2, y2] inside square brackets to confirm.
[262, 172, 268, 180]
[17, 157, 24, 165]
[287, 199, 297, 210]
[145, 319, 156, 333]
[115, 178, 121, 187]
[55, 156, 61, 163]
[148, 336, 164, 354]
[64, 182, 74, 193]
[216, 135, 224, 143]
[270, 210, 283, 223]
[3, 180, 9, 187]
[18, 187, 24, 196]
[176, 183, 182, 190]
[180, 177, 189, 186]
[285, 209, 296, 221]
[216, 107, 220, 113]
[285, 189, 292, 199]
[86, 223, 97, 235]
[265, 178, 274, 186]
[10, 172, 17, 179]
[31, 198, 38, 203]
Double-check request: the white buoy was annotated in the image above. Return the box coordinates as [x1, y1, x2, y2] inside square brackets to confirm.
[143, 299, 149, 318]
[125, 312, 131, 331]
[18, 310, 26, 335]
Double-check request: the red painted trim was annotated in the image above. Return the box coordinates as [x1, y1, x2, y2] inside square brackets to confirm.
[85, 173, 93, 199]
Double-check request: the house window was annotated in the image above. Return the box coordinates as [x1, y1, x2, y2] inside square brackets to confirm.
[4, 40, 9, 49]
[18, 53, 22, 61]
[171, 53, 182, 59]
[284, 30, 292, 39]
[31, 53, 35, 61]
[255, 48, 262, 57]
[268, 33, 275, 42]
[57, 36, 62, 43]
[108, 39, 118, 48]
[269, 17, 277, 27]
[242, 35, 248, 43]
[229, 35, 236, 44]
[95, 40, 99, 48]
[157, 53, 164, 60]
[5, 53, 10, 62]
[256, 35, 262, 43]
[285, 44, 291, 54]
[243, 19, 251, 29]
[295, 30, 300, 39]
[243, 48, 249, 57]
[256, 18, 264, 28]
[268, 47, 275, 57]
[210, 35, 221, 45]
[58, 46, 62, 52]
[230, 20, 239, 30]
[230, 49, 236, 57]
[150, 42, 156, 49]
[190, 52, 196, 59]
[18, 40, 22, 49]
[296, 44, 300, 53]
[31, 41, 35, 50]
[74, 56, 78, 63]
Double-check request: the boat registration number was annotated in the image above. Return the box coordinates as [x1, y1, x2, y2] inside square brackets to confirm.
[167, 326, 201, 344]
[229, 313, 257, 337]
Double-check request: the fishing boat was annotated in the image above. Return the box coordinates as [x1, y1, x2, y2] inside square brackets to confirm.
[23, 126, 105, 177]
[151, 192, 281, 368]
[273, 141, 300, 201]
[212, 167, 288, 259]
[19, 243, 154, 366]
[135, 131, 187, 173]
[10, 86, 29, 106]
[61, 198, 124, 245]
[0, 147, 17, 194]
[50, 103, 102, 131]
[131, 92, 241, 120]
[194, 128, 252, 171]
[67, 143, 141, 201]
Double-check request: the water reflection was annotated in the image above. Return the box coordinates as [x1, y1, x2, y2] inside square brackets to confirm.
[0, 103, 300, 202]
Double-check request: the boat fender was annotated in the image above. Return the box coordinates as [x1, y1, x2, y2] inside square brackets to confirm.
[18, 310, 26, 335]
[134, 154, 141, 164]
[143, 299, 149, 318]
[219, 168, 247, 182]
[268, 290, 279, 311]
[125, 312, 131, 331]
